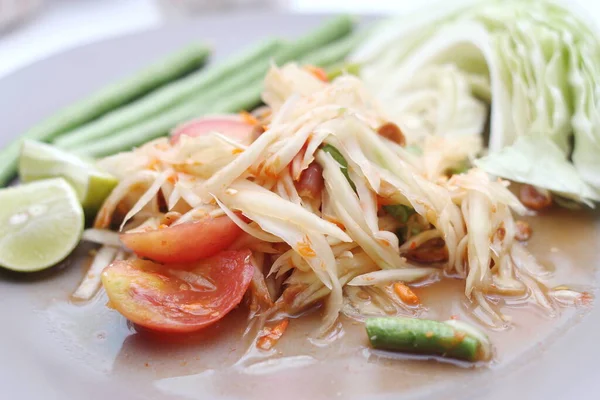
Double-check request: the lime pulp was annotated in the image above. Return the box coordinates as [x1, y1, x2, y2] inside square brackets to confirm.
[0, 178, 84, 272]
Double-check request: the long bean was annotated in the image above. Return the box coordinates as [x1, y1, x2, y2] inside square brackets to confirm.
[198, 38, 362, 120]
[70, 16, 356, 157]
[74, 85, 265, 158]
[301, 30, 365, 67]
[207, 81, 265, 114]
[201, 31, 366, 117]
[54, 39, 283, 149]
[70, 50, 286, 158]
[58, 15, 353, 152]
[0, 43, 211, 186]
[74, 102, 207, 158]
[43, 43, 210, 138]
[273, 15, 355, 64]
[365, 317, 491, 362]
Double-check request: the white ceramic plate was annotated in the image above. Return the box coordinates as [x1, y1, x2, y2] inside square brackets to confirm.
[0, 12, 599, 400]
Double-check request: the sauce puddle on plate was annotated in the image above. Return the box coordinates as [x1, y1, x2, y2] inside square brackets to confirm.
[42, 208, 599, 399]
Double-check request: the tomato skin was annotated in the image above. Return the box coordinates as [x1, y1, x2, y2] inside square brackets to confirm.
[101, 250, 254, 333]
[297, 162, 324, 199]
[120, 216, 242, 263]
[170, 115, 255, 144]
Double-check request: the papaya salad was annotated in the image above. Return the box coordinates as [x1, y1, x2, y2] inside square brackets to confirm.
[53, 62, 583, 364]
[2, 2, 599, 367]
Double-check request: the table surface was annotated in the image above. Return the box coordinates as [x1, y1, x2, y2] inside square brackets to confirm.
[0, 0, 599, 79]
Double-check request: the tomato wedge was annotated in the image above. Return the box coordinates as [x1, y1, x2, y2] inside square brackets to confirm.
[170, 115, 255, 144]
[101, 250, 254, 333]
[120, 216, 242, 264]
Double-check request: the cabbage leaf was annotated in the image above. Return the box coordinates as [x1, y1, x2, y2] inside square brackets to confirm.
[475, 136, 600, 205]
[353, 0, 600, 203]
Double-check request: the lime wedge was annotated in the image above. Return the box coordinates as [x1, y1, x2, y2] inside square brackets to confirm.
[0, 178, 84, 272]
[19, 140, 118, 214]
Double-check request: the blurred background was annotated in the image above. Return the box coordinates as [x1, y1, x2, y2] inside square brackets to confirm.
[0, 0, 598, 79]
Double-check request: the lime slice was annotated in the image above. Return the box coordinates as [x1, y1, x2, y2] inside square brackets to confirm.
[0, 178, 84, 272]
[19, 140, 118, 214]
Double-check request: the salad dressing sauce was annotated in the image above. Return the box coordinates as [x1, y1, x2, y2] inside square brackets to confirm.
[37, 207, 599, 399]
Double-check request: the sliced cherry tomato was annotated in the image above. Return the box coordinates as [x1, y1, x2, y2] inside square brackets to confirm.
[120, 216, 242, 263]
[170, 115, 255, 144]
[102, 250, 254, 333]
[297, 162, 324, 199]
